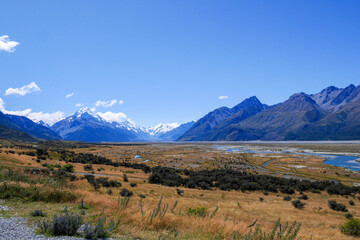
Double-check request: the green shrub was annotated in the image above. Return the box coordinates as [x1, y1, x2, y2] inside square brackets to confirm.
[349, 200, 355, 206]
[0, 183, 76, 203]
[123, 174, 128, 182]
[345, 213, 354, 219]
[85, 175, 100, 190]
[328, 200, 348, 212]
[311, 189, 321, 194]
[292, 200, 305, 209]
[283, 196, 291, 201]
[83, 217, 117, 239]
[37, 212, 83, 236]
[30, 210, 47, 217]
[96, 177, 121, 188]
[340, 218, 360, 236]
[298, 194, 308, 200]
[120, 188, 133, 197]
[187, 207, 208, 218]
[84, 164, 93, 171]
[62, 164, 74, 173]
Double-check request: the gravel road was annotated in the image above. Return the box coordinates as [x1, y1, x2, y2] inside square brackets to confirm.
[0, 217, 84, 240]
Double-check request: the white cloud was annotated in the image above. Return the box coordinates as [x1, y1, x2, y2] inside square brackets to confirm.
[5, 82, 40, 96]
[0, 97, 63, 125]
[0, 35, 19, 53]
[65, 93, 74, 98]
[4, 108, 32, 116]
[0, 98, 4, 111]
[118, 100, 124, 104]
[95, 99, 118, 108]
[27, 111, 64, 126]
[218, 96, 228, 100]
[97, 111, 127, 124]
[75, 103, 83, 107]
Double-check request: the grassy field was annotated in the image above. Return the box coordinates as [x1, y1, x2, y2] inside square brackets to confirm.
[0, 142, 360, 239]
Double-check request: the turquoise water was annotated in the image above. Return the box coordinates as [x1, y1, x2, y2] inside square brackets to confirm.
[214, 145, 360, 172]
[323, 155, 360, 171]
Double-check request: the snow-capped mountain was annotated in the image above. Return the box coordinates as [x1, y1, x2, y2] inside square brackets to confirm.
[145, 123, 180, 136]
[72, 107, 104, 122]
[49, 107, 191, 142]
[51, 108, 138, 142]
[113, 119, 145, 133]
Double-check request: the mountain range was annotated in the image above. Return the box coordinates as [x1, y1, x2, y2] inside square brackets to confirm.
[179, 84, 360, 141]
[50, 107, 195, 142]
[1, 84, 360, 143]
[0, 107, 194, 142]
[0, 111, 60, 142]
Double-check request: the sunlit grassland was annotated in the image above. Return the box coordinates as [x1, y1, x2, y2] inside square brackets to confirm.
[0, 142, 360, 239]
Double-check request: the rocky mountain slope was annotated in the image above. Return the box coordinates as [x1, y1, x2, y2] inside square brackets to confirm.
[179, 84, 360, 141]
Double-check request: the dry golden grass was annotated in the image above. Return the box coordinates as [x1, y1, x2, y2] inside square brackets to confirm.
[1, 143, 360, 239]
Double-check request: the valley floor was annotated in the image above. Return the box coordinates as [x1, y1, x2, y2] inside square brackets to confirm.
[0, 141, 360, 239]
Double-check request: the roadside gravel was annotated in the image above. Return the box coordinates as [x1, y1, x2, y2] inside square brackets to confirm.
[0, 217, 84, 240]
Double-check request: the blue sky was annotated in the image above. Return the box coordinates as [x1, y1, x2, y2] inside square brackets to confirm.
[1, 0, 360, 127]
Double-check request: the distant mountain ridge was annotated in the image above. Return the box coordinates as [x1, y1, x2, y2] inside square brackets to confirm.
[2, 84, 360, 143]
[50, 108, 193, 142]
[51, 108, 139, 142]
[179, 84, 360, 141]
[0, 111, 60, 141]
[179, 96, 269, 141]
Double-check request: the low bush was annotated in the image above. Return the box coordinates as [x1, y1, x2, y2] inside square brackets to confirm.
[311, 189, 321, 194]
[84, 164, 93, 171]
[123, 174, 129, 182]
[30, 210, 47, 217]
[130, 182, 137, 187]
[96, 177, 121, 188]
[37, 212, 83, 236]
[149, 166, 360, 196]
[328, 200, 348, 212]
[61, 164, 74, 173]
[292, 200, 305, 209]
[187, 207, 208, 218]
[84, 217, 117, 239]
[340, 218, 360, 237]
[298, 194, 308, 200]
[0, 183, 76, 203]
[349, 200, 355, 206]
[283, 196, 292, 201]
[345, 213, 354, 219]
[84, 175, 100, 190]
[120, 188, 133, 197]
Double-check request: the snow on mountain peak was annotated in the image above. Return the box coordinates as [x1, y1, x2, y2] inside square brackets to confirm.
[146, 122, 180, 136]
[114, 119, 144, 133]
[73, 107, 102, 121]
